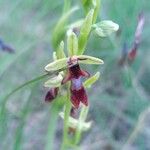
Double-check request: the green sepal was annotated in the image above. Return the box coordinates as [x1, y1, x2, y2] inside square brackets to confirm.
[78, 9, 94, 55]
[77, 55, 104, 64]
[45, 58, 68, 72]
[45, 55, 103, 72]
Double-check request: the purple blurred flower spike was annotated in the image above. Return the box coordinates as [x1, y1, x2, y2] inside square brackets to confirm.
[135, 12, 145, 46]
[128, 12, 145, 64]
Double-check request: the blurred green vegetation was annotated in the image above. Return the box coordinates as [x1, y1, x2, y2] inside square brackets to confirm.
[0, 0, 150, 150]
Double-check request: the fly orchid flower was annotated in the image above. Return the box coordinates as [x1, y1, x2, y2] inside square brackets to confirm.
[44, 55, 103, 108]
[62, 56, 90, 108]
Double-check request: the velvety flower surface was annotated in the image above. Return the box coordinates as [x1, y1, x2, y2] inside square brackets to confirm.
[62, 58, 90, 108]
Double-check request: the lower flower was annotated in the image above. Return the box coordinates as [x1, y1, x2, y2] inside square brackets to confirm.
[45, 87, 59, 102]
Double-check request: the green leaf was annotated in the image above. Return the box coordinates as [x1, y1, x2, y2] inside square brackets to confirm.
[84, 72, 100, 88]
[78, 9, 94, 55]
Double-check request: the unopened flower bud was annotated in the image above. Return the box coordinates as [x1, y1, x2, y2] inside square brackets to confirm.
[93, 20, 119, 37]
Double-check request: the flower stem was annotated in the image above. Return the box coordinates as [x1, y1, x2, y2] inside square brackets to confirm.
[74, 106, 89, 145]
[61, 84, 72, 150]
[63, 0, 71, 13]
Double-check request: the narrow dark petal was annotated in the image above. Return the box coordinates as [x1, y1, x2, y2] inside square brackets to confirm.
[45, 88, 59, 102]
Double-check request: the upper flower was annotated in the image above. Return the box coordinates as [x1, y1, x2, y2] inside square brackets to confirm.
[44, 55, 103, 108]
[62, 57, 90, 108]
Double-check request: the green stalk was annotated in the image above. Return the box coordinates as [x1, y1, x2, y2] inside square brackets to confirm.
[74, 106, 89, 145]
[61, 84, 72, 150]
[63, 0, 71, 13]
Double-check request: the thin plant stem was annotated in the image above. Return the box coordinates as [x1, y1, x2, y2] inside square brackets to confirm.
[63, 0, 71, 13]
[61, 83, 72, 150]
[74, 106, 89, 145]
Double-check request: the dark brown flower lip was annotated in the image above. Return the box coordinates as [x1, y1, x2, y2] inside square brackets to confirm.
[70, 85, 88, 108]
